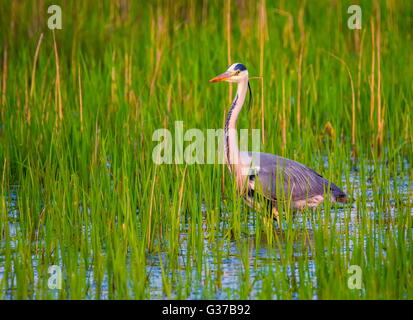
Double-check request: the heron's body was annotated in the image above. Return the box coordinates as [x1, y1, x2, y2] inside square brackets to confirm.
[237, 151, 346, 209]
[210, 63, 347, 225]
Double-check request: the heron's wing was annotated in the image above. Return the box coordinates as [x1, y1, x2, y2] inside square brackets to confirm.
[246, 152, 345, 202]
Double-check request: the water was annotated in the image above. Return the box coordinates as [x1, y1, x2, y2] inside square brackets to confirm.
[0, 162, 412, 299]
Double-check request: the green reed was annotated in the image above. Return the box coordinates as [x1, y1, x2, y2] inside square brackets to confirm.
[0, 0, 412, 299]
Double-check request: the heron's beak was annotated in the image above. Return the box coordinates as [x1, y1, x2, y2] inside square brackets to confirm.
[209, 71, 232, 83]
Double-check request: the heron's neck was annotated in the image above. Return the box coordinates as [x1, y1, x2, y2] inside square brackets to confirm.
[224, 78, 248, 171]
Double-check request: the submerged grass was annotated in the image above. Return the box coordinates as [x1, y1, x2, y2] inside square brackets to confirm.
[0, 0, 412, 299]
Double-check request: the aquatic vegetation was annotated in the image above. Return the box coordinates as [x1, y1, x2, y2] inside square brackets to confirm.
[0, 0, 412, 299]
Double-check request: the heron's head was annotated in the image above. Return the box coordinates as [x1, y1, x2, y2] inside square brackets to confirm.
[209, 63, 248, 83]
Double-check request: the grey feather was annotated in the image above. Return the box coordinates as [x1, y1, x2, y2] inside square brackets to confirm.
[243, 152, 347, 206]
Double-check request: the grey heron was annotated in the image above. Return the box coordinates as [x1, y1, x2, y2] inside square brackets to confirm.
[210, 63, 348, 227]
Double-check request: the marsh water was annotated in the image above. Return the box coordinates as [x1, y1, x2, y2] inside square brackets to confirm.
[1, 161, 412, 299]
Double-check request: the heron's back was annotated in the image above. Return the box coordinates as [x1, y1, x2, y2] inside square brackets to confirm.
[242, 151, 347, 206]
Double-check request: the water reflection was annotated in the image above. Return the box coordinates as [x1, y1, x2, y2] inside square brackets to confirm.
[0, 162, 412, 299]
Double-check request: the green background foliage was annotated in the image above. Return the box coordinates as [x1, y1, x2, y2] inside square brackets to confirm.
[0, 0, 412, 299]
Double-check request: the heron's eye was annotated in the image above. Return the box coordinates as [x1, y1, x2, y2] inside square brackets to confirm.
[235, 70, 241, 75]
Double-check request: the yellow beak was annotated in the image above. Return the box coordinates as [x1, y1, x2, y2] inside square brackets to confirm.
[209, 71, 232, 83]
